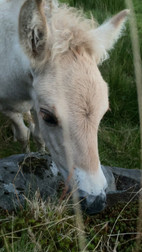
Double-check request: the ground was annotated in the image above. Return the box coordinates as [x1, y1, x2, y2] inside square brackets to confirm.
[0, 0, 142, 251]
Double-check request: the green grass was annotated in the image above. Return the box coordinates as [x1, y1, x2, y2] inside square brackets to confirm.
[0, 195, 140, 252]
[0, 0, 142, 251]
[0, 114, 37, 158]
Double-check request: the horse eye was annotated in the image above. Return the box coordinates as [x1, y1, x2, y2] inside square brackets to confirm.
[40, 108, 58, 126]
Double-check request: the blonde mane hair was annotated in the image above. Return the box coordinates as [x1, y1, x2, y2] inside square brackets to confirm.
[47, 4, 98, 60]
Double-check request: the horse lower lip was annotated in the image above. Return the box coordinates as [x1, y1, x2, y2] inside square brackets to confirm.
[85, 201, 106, 215]
[81, 198, 106, 215]
[78, 190, 106, 215]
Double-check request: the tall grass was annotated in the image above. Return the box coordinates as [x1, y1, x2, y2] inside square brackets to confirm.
[62, 0, 126, 13]
[125, 0, 142, 250]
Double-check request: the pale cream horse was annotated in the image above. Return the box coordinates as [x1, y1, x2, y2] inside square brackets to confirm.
[0, 0, 129, 213]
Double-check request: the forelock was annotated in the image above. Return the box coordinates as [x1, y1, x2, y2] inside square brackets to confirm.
[47, 4, 98, 60]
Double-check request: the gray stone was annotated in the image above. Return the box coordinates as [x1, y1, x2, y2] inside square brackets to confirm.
[106, 166, 141, 206]
[0, 153, 141, 212]
[0, 153, 63, 211]
[102, 165, 116, 192]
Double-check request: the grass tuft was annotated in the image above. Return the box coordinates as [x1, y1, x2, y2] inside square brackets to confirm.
[0, 193, 140, 251]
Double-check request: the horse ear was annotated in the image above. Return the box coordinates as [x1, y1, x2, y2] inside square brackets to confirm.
[19, 0, 48, 63]
[91, 9, 130, 64]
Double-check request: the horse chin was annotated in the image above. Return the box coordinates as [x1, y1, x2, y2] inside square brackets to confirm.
[78, 190, 106, 214]
[72, 165, 107, 214]
[51, 161, 107, 214]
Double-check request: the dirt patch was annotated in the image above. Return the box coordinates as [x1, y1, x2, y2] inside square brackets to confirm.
[114, 174, 140, 191]
[106, 173, 140, 207]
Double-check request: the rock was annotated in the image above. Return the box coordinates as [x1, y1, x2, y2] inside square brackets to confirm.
[0, 153, 63, 211]
[102, 165, 116, 192]
[0, 153, 141, 212]
[106, 166, 141, 206]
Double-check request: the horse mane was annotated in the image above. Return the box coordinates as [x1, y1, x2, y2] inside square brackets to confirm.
[47, 4, 98, 60]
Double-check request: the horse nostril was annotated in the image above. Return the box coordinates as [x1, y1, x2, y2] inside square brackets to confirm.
[79, 190, 106, 215]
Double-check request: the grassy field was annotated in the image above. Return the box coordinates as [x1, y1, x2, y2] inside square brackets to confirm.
[0, 0, 142, 251]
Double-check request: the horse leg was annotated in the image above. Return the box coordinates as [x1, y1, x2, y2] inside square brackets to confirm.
[31, 110, 45, 153]
[11, 124, 17, 142]
[4, 111, 30, 153]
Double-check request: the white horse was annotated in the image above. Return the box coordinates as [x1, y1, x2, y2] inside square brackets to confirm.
[0, 0, 129, 213]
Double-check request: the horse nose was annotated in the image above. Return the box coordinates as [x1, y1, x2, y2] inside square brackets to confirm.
[79, 190, 106, 215]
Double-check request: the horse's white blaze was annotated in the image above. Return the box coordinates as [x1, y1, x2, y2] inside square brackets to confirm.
[74, 164, 107, 195]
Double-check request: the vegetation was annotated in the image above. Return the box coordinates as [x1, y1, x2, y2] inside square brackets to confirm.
[0, 195, 140, 252]
[0, 0, 142, 251]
